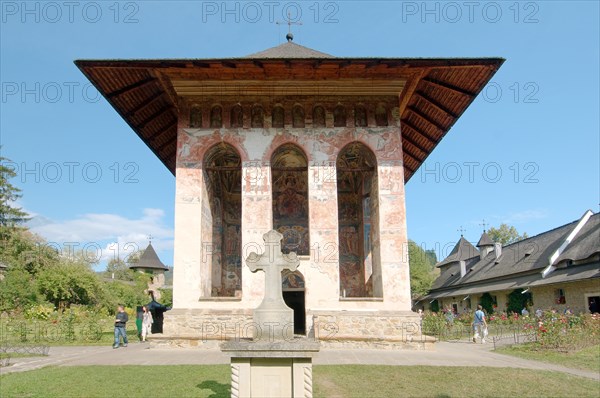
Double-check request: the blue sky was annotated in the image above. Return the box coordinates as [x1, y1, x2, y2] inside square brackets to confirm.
[1, 1, 598, 269]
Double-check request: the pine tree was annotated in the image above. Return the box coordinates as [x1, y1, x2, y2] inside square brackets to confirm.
[0, 155, 30, 227]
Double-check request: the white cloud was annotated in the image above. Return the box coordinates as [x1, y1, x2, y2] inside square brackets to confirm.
[500, 209, 548, 224]
[28, 208, 174, 265]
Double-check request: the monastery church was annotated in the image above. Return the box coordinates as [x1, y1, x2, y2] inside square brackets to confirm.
[77, 37, 502, 346]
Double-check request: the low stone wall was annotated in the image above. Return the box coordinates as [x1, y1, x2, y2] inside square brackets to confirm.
[153, 309, 434, 349]
[312, 311, 433, 350]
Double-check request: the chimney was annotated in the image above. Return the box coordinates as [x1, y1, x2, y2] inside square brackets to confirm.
[494, 242, 502, 259]
[460, 260, 466, 278]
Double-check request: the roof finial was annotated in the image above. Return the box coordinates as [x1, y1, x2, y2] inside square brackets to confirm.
[457, 226, 466, 237]
[277, 12, 302, 42]
[479, 219, 489, 232]
[147, 234, 154, 245]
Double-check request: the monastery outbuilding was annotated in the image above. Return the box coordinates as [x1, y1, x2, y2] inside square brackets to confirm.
[423, 210, 600, 316]
[77, 38, 502, 347]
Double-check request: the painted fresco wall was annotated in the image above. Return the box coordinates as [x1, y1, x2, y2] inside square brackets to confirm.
[172, 97, 412, 314]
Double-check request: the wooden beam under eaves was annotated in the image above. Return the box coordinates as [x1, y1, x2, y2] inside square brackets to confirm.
[422, 77, 476, 97]
[107, 77, 157, 99]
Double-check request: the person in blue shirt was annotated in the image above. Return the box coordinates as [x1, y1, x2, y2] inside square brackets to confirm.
[472, 305, 488, 344]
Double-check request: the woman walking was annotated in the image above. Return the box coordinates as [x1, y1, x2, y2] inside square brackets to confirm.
[141, 305, 154, 342]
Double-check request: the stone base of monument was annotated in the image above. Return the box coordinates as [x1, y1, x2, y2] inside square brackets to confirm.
[221, 338, 320, 398]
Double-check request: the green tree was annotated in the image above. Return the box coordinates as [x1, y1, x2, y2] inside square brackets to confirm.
[507, 288, 532, 314]
[0, 265, 41, 312]
[487, 224, 528, 245]
[408, 240, 437, 299]
[480, 292, 495, 314]
[0, 156, 30, 228]
[158, 288, 173, 307]
[105, 258, 135, 281]
[36, 258, 104, 310]
[125, 250, 142, 266]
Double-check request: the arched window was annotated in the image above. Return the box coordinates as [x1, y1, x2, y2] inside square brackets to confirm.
[354, 105, 367, 127]
[210, 105, 222, 128]
[313, 105, 326, 127]
[230, 104, 243, 128]
[251, 105, 264, 128]
[333, 105, 346, 127]
[190, 105, 202, 128]
[337, 142, 381, 298]
[375, 104, 388, 127]
[203, 143, 242, 297]
[272, 106, 285, 128]
[271, 144, 309, 255]
[292, 105, 305, 128]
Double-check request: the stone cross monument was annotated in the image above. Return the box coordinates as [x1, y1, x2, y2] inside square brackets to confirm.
[247, 230, 299, 340]
[221, 230, 320, 398]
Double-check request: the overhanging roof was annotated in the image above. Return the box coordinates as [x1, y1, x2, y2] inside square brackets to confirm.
[75, 47, 503, 182]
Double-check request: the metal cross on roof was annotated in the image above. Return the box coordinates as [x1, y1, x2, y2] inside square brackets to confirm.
[147, 234, 154, 243]
[277, 12, 302, 42]
[457, 226, 466, 236]
[479, 219, 489, 232]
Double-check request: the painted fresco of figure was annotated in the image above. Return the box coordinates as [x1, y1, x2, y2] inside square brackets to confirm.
[251, 106, 264, 128]
[230, 105, 243, 128]
[190, 106, 202, 128]
[272, 106, 284, 128]
[340, 226, 359, 256]
[210, 106, 222, 128]
[276, 187, 307, 217]
[313, 105, 326, 127]
[355, 106, 367, 127]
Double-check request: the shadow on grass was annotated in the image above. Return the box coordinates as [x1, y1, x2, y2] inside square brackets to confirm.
[197, 380, 230, 398]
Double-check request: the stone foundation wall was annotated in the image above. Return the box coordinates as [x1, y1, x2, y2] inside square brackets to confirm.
[154, 309, 432, 349]
[312, 311, 423, 343]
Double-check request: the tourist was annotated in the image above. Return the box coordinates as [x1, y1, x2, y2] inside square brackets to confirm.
[564, 306, 573, 315]
[135, 306, 143, 341]
[472, 305, 488, 344]
[445, 307, 454, 325]
[141, 305, 154, 342]
[113, 305, 129, 349]
[535, 308, 543, 318]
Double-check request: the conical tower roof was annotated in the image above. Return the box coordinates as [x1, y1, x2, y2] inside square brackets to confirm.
[476, 231, 494, 247]
[436, 236, 478, 267]
[130, 243, 168, 271]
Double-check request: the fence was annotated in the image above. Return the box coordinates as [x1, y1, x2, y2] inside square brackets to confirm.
[0, 318, 137, 345]
[423, 321, 537, 348]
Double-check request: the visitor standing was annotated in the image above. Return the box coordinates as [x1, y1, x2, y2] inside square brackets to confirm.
[141, 305, 154, 342]
[472, 305, 487, 344]
[113, 305, 129, 349]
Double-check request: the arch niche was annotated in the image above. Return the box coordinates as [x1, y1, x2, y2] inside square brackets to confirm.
[337, 142, 382, 298]
[202, 143, 242, 297]
[271, 144, 309, 256]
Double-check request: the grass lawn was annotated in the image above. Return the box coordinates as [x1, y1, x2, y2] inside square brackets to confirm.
[495, 344, 600, 373]
[1, 365, 599, 398]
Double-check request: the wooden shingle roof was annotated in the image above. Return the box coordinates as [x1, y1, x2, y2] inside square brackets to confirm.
[427, 211, 600, 298]
[130, 243, 169, 271]
[75, 45, 503, 182]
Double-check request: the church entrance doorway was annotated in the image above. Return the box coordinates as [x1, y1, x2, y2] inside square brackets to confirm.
[282, 271, 306, 335]
[283, 290, 306, 335]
